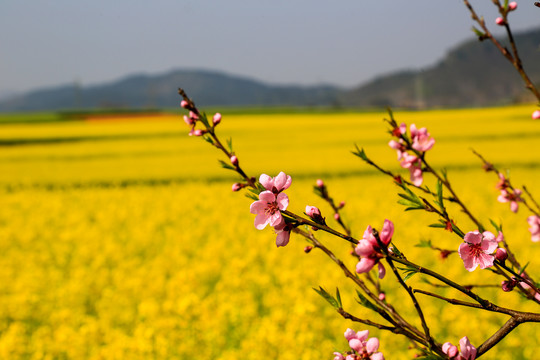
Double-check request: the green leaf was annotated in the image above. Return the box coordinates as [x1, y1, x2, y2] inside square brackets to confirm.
[415, 239, 433, 248]
[472, 26, 486, 40]
[352, 145, 369, 161]
[436, 180, 444, 210]
[245, 192, 258, 201]
[335, 288, 342, 308]
[355, 290, 379, 312]
[397, 266, 420, 282]
[226, 137, 233, 152]
[218, 160, 235, 170]
[198, 112, 210, 127]
[313, 287, 339, 309]
[202, 134, 214, 145]
[428, 223, 446, 229]
[489, 219, 501, 233]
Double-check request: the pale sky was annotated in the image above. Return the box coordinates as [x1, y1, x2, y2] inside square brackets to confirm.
[1, 1, 539, 96]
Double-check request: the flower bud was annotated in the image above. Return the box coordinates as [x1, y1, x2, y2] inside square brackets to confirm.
[339, 201, 346, 208]
[378, 292, 386, 301]
[334, 213, 340, 220]
[305, 205, 321, 218]
[304, 246, 313, 253]
[508, 1, 517, 11]
[189, 111, 199, 120]
[533, 110, 540, 120]
[213, 112, 222, 125]
[501, 278, 517, 292]
[183, 115, 195, 126]
[230, 155, 239, 167]
[316, 179, 324, 188]
[193, 129, 204, 136]
[495, 248, 508, 261]
[495, 17, 505, 25]
[180, 100, 189, 108]
[232, 183, 242, 192]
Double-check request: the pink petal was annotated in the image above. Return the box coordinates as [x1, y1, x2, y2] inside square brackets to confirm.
[356, 257, 376, 274]
[258, 190, 276, 203]
[254, 214, 269, 230]
[464, 231, 482, 245]
[410, 166, 423, 186]
[380, 219, 394, 245]
[269, 212, 283, 227]
[355, 240, 375, 257]
[259, 174, 273, 191]
[356, 330, 369, 341]
[344, 328, 357, 341]
[274, 172, 288, 190]
[480, 234, 498, 254]
[348, 338, 363, 353]
[370, 352, 385, 360]
[410, 124, 418, 137]
[459, 243, 477, 272]
[250, 200, 266, 214]
[275, 229, 290, 247]
[276, 192, 289, 210]
[366, 337, 379, 353]
[459, 336, 477, 360]
[477, 253, 495, 270]
[510, 201, 519, 213]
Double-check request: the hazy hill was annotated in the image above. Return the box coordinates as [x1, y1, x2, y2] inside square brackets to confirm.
[0, 27, 538, 112]
[340, 27, 540, 108]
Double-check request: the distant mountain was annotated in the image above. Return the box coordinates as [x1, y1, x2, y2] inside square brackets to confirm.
[0, 70, 342, 112]
[340, 27, 540, 108]
[0, 27, 538, 112]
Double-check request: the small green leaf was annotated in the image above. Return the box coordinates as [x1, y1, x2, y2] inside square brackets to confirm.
[415, 239, 433, 248]
[352, 145, 369, 161]
[428, 223, 446, 229]
[218, 160, 235, 170]
[397, 266, 420, 282]
[335, 288, 342, 308]
[245, 193, 258, 201]
[226, 137, 233, 152]
[198, 112, 210, 127]
[355, 290, 379, 312]
[436, 180, 444, 210]
[313, 287, 339, 309]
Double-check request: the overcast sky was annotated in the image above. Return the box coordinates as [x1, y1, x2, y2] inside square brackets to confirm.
[1, 1, 539, 95]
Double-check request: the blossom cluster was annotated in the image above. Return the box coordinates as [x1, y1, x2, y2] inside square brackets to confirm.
[354, 220, 394, 279]
[442, 336, 477, 360]
[389, 123, 435, 186]
[333, 329, 384, 360]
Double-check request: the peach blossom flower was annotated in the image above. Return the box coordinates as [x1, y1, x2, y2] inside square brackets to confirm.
[250, 190, 288, 230]
[497, 188, 522, 212]
[410, 124, 435, 152]
[442, 336, 476, 360]
[344, 329, 384, 360]
[458, 231, 498, 271]
[355, 220, 393, 278]
[400, 153, 423, 186]
[259, 172, 292, 194]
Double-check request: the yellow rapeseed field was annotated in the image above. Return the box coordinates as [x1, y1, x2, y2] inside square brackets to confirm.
[0, 105, 539, 359]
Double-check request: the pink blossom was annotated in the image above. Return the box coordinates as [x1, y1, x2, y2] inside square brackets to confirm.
[345, 329, 384, 360]
[533, 110, 540, 120]
[232, 183, 242, 192]
[259, 172, 292, 194]
[442, 337, 476, 360]
[508, 2, 517, 11]
[305, 205, 321, 218]
[355, 220, 393, 278]
[391, 122, 407, 137]
[400, 153, 423, 186]
[495, 17, 504, 25]
[316, 179, 325, 188]
[458, 231, 498, 271]
[497, 188, 522, 212]
[183, 115, 195, 126]
[213, 112, 222, 125]
[528, 215, 540, 242]
[388, 139, 407, 160]
[250, 190, 289, 230]
[496, 231, 504, 243]
[410, 124, 435, 152]
[333, 352, 345, 360]
[230, 155, 239, 167]
[180, 100, 189, 108]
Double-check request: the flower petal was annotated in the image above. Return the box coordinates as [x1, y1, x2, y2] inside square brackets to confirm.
[355, 240, 375, 257]
[464, 231, 482, 245]
[276, 192, 289, 210]
[275, 230, 290, 247]
[477, 253, 495, 269]
[380, 219, 394, 245]
[258, 190, 276, 203]
[356, 257, 376, 274]
[378, 262, 386, 279]
[259, 174, 273, 191]
[254, 214, 269, 230]
[250, 200, 266, 214]
[366, 337, 379, 353]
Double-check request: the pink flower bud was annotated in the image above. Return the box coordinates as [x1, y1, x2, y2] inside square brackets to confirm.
[189, 111, 199, 120]
[316, 179, 324, 188]
[495, 17, 505, 25]
[193, 129, 204, 136]
[230, 155, 239, 166]
[495, 248, 508, 261]
[334, 213, 340, 220]
[304, 246, 313, 253]
[180, 100, 189, 108]
[339, 201, 346, 208]
[183, 115, 195, 126]
[305, 205, 321, 218]
[508, 1, 517, 11]
[213, 112, 222, 125]
[502, 278, 517, 292]
[532, 110, 540, 120]
[232, 183, 242, 192]
[378, 292, 386, 301]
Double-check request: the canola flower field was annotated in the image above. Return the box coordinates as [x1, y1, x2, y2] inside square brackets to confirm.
[0, 105, 539, 359]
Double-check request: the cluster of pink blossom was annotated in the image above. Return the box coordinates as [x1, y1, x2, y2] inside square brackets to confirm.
[389, 123, 435, 186]
[442, 336, 477, 360]
[180, 100, 221, 136]
[355, 220, 394, 279]
[249, 172, 293, 247]
[333, 329, 384, 360]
